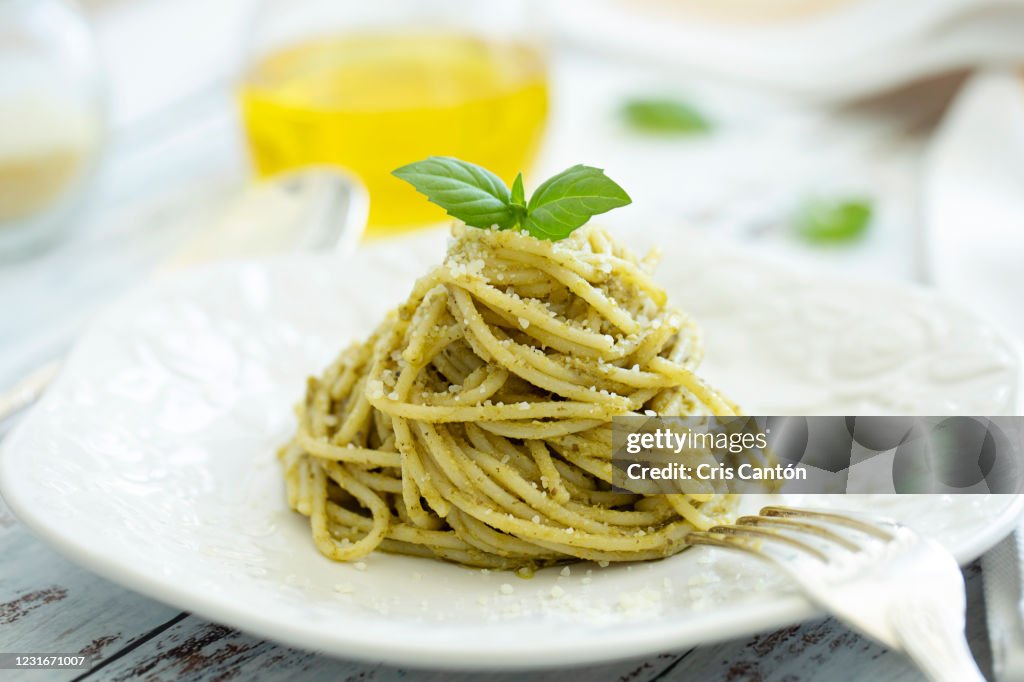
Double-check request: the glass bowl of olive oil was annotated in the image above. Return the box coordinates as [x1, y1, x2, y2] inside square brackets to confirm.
[239, 0, 549, 235]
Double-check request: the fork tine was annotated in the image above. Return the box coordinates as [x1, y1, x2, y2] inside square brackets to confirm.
[696, 508, 984, 681]
[709, 525, 830, 561]
[737, 516, 862, 552]
[687, 531, 765, 557]
[760, 506, 894, 540]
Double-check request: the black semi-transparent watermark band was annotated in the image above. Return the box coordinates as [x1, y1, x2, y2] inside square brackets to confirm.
[611, 416, 1024, 494]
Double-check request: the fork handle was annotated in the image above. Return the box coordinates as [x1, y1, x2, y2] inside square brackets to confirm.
[890, 596, 985, 682]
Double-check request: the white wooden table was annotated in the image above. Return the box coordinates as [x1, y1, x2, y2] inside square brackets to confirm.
[0, 14, 997, 679]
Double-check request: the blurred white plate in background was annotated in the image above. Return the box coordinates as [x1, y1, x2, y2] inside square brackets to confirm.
[923, 69, 1024, 345]
[549, 0, 1024, 101]
[1, 229, 1021, 668]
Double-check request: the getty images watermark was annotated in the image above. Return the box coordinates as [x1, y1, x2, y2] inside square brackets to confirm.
[611, 416, 1024, 495]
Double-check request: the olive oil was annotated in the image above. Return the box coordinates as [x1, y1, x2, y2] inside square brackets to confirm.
[239, 33, 549, 233]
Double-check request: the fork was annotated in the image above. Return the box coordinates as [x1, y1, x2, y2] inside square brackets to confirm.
[688, 506, 985, 682]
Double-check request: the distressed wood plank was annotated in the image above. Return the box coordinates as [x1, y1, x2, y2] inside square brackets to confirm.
[65, 557, 991, 681]
[77, 617, 688, 682]
[0, 497, 183, 682]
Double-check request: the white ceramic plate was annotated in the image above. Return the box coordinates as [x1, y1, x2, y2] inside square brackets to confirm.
[1, 229, 1022, 669]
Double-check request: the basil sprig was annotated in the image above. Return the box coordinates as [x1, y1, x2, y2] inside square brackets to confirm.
[393, 157, 631, 241]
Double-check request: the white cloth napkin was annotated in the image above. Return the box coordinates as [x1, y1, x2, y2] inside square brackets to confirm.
[548, 0, 1024, 101]
[922, 69, 1024, 347]
[985, 529, 1024, 681]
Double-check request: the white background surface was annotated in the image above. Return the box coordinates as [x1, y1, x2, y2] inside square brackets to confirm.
[1, 1, 1022, 680]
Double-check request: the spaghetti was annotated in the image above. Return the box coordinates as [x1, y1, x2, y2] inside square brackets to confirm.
[279, 224, 741, 569]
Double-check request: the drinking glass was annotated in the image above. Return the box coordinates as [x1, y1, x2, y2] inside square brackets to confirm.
[0, 0, 104, 258]
[239, 0, 549, 234]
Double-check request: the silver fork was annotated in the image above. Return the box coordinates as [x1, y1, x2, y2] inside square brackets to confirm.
[688, 506, 985, 682]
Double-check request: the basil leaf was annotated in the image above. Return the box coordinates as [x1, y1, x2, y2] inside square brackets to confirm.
[524, 165, 631, 241]
[510, 172, 527, 226]
[623, 98, 711, 135]
[795, 197, 873, 243]
[392, 158, 633, 240]
[392, 156, 516, 229]
[511, 172, 526, 207]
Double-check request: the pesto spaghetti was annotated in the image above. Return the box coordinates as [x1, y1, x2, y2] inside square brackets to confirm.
[278, 221, 742, 570]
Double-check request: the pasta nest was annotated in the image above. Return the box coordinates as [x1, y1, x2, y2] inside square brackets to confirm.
[279, 224, 739, 569]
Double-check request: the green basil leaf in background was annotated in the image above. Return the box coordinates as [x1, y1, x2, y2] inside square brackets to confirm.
[623, 98, 711, 135]
[795, 197, 874, 243]
[392, 156, 515, 229]
[524, 165, 632, 241]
